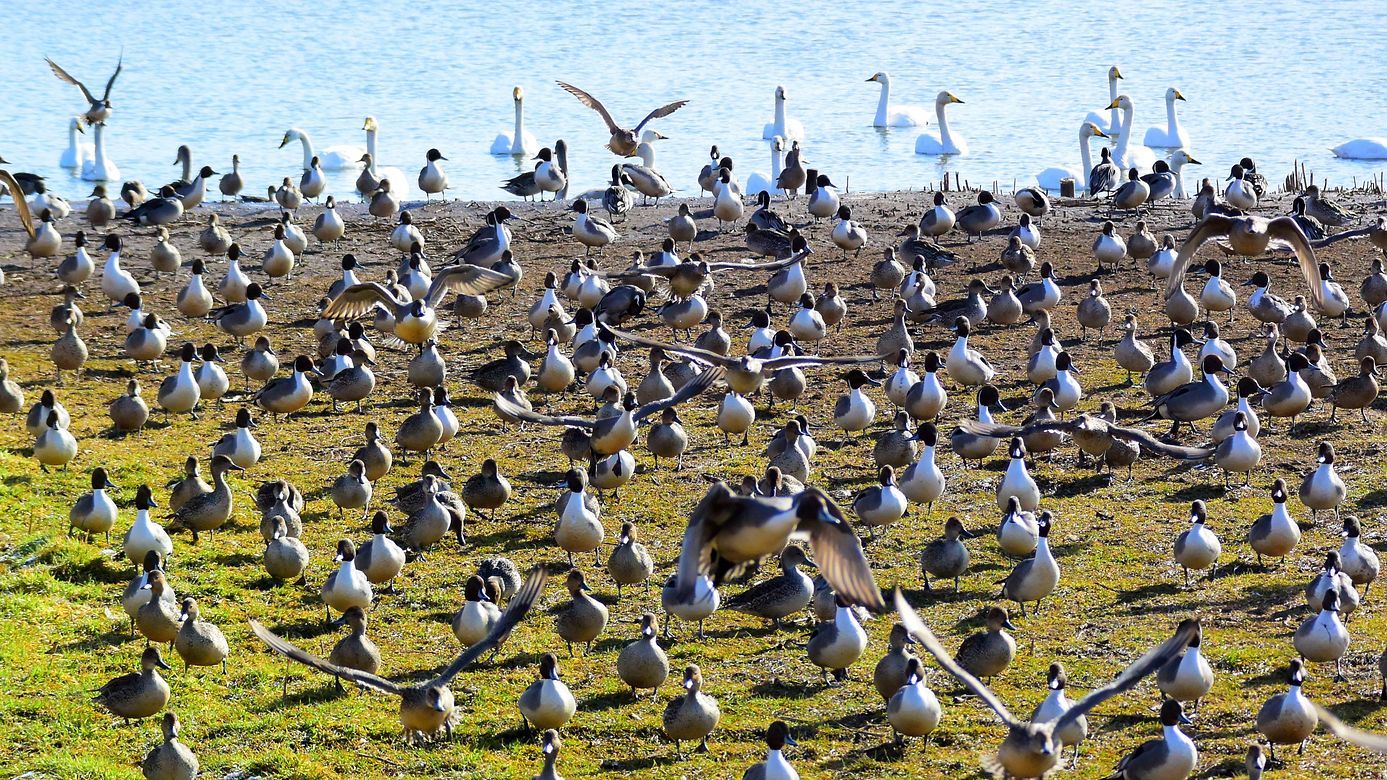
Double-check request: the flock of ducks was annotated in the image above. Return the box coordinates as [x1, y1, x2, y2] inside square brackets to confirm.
[8, 59, 1387, 779]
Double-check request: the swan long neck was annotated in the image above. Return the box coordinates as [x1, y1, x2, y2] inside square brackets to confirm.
[874, 79, 890, 126]
[1108, 74, 1120, 130]
[774, 94, 787, 133]
[1114, 106, 1134, 157]
[180, 152, 191, 183]
[512, 100, 525, 153]
[93, 123, 107, 163]
[936, 101, 953, 147]
[1165, 96, 1180, 138]
[638, 143, 656, 169]
[296, 133, 314, 170]
[365, 128, 378, 173]
[771, 143, 783, 179]
[1079, 128, 1094, 188]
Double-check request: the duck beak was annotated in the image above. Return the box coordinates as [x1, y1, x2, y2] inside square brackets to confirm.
[959, 528, 976, 538]
[157, 656, 172, 670]
[1003, 617, 1018, 630]
[785, 734, 799, 747]
[1179, 712, 1194, 725]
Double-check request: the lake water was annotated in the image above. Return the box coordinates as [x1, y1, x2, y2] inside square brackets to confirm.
[2, 0, 1385, 205]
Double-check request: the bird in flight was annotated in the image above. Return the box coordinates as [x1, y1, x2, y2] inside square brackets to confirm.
[556, 81, 687, 157]
[46, 55, 123, 126]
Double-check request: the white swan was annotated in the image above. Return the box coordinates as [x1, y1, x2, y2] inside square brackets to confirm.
[745, 136, 785, 197]
[490, 86, 539, 156]
[80, 122, 120, 181]
[1168, 150, 1198, 199]
[761, 85, 804, 141]
[1332, 137, 1387, 160]
[914, 92, 967, 156]
[362, 117, 411, 197]
[1142, 88, 1189, 149]
[1104, 95, 1157, 172]
[1081, 66, 1124, 135]
[866, 72, 931, 127]
[1035, 122, 1109, 192]
[279, 127, 365, 171]
[60, 117, 93, 169]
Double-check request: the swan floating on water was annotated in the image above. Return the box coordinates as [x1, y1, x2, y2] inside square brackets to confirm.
[491, 86, 540, 156]
[60, 117, 94, 170]
[1142, 88, 1189, 149]
[280, 127, 365, 172]
[81, 122, 120, 182]
[1081, 66, 1124, 135]
[762, 85, 804, 141]
[1034, 122, 1109, 192]
[362, 117, 411, 198]
[745, 136, 785, 198]
[1332, 137, 1387, 160]
[1104, 95, 1157, 173]
[914, 92, 967, 156]
[866, 72, 931, 127]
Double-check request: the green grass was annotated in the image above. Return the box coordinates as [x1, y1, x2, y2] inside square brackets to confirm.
[1, 194, 1387, 778]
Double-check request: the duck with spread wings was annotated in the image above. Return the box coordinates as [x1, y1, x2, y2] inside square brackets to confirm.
[555, 82, 688, 157]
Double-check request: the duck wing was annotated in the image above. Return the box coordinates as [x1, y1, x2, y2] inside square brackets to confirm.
[423, 264, 514, 307]
[0, 172, 35, 238]
[957, 420, 1050, 438]
[707, 253, 804, 273]
[429, 566, 547, 687]
[1105, 425, 1213, 460]
[798, 489, 883, 611]
[894, 590, 1021, 727]
[673, 481, 748, 596]
[1266, 217, 1327, 311]
[555, 82, 622, 135]
[101, 55, 123, 101]
[249, 619, 405, 696]
[633, 100, 690, 133]
[1054, 620, 1196, 728]
[633, 366, 723, 422]
[492, 396, 594, 429]
[606, 326, 730, 369]
[323, 283, 406, 320]
[45, 58, 97, 104]
[761, 352, 883, 371]
[1165, 215, 1232, 306]
[1312, 702, 1387, 753]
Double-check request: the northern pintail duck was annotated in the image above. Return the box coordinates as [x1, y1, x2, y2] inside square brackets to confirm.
[108, 378, 149, 434]
[807, 175, 841, 222]
[136, 570, 181, 646]
[461, 458, 511, 521]
[946, 317, 995, 386]
[122, 550, 174, 635]
[1329, 356, 1379, 423]
[614, 612, 669, 698]
[1213, 412, 1261, 487]
[1156, 618, 1213, 710]
[894, 598, 1197, 780]
[95, 646, 171, 722]
[956, 606, 1017, 679]
[1293, 588, 1349, 680]
[1247, 479, 1301, 566]
[554, 569, 609, 655]
[252, 569, 545, 743]
[122, 484, 173, 567]
[174, 598, 227, 671]
[1261, 352, 1312, 430]
[125, 185, 184, 226]
[1016, 261, 1061, 315]
[356, 511, 406, 592]
[518, 652, 577, 732]
[1000, 511, 1060, 614]
[807, 592, 871, 683]
[1302, 184, 1353, 227]
[955, 191, 1001, 242]
[168, 454, 242, 542]
[887, 656, 942, 746]
[141, 711, 199, 779]
[1299, 442, 1347, 523]
[921, 516, 971, 591]
[662, 664, 721, 756]
[671, 484, 882, 611]
[1255, 659, 1317, 763]
[320, 539, 373, 622]
[263, 515, 309, 582]
[1150, 354, 1231, 436]
[70, 467, 117, 540]
[1172, 500, 1221, 586]
[1307, 551, 1360, 618]
[743, 720, 799, 779]
[452, 574, 500, 648]
[950, 384, 1006, 464]
[1338, 517, 1380, 591]
[724, 545, 813, 628]
[33, 410, 78, 470]
[1107, 699, 1198, 780]
[252, 354, 318, 420]
[607, 521, 654, 598]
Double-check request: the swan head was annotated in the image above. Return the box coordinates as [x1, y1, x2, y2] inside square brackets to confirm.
[363, 116, 379, 131]
[1166, 87, 1186, 102]
[866, 71, 889, 84]
[640, 129, 667, 143]
[279, 129, 303, 148]
[775, 85, 788, 101]
[771, 135, 785, 152]
[1105, 95, 1134, 113]
[1080, 122, 1109, 141]
[1169, 150, 1200, 169]
[936, 91, 964, 106]
[1108, 65, 1124, 81]
[70, 117, 86, 134]
[512, 86, 524, 102]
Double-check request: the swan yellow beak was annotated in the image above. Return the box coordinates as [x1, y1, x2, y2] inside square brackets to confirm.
[1105, 98, 1121, 110]
[1113, 67, 1124, 79]
[513, 86, 524, 101]
[1093, 126, 1109, 138]
[866, 74, 878, 82]
[948, 93, 965, 104]
[1173, 90, 1186, 101]
[1186, 155, 1202, 165]
[278, 133, 290, 148]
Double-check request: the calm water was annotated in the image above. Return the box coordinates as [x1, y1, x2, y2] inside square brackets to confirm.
[2, 0, 1385, 204]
